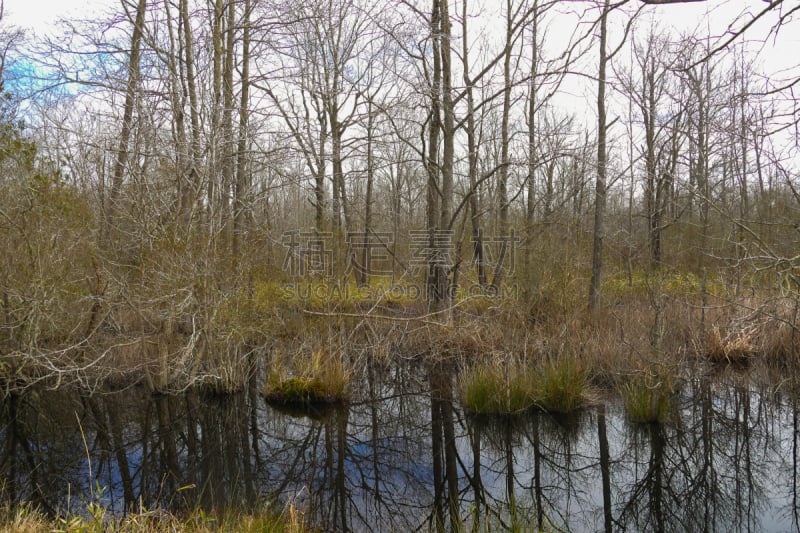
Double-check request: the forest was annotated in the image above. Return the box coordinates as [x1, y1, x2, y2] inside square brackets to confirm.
[1, 0, 800, 530]
[0, 0, 798, 397]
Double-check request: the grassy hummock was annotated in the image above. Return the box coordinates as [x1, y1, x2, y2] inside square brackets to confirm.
[264, 349, 351, 406]
[533, 357, 589, 414]
[459, 355, 589, 416]
[459, 359, 535, 415]
[620, 371, 677, 424]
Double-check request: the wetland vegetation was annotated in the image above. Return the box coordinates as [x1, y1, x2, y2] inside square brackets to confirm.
[2, 0, 800, 530]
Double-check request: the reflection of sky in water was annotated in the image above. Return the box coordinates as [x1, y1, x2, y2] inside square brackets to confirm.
[1, 373, 799, 532]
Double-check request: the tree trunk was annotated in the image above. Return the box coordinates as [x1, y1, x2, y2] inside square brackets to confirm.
[180, 0, 202, 219]
[425, 0, 442, 305]
[526, 7, 538, 277]
[360, 99, 375, 287]
[461, 0, 486, 289]
[221, 0, 236, 249]
[233, 0, 251, 260]
[491, 0, 514, 291]
[589, 0, 609, 311]
[437, 0, 455, 310]
[106, 0, 147, 239]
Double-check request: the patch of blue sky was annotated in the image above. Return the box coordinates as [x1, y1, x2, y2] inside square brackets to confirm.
[4, 56, 73, 98]
[6, 47, 127, 109]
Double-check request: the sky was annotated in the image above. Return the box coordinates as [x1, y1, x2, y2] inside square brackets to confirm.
[4, 0, 798, 133]
[6, 0, 797, 71]
[3, 0, 112, 35]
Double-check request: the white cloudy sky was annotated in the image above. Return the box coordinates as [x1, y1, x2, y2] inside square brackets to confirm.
[5, 0, 797, 64]
[3, 0, 797, 106]
[3, 0, 113, 34]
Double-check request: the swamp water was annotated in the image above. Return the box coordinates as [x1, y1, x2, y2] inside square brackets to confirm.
[1, 365, 799, 532]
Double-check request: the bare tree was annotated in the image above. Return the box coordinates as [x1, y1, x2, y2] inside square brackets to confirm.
[616, 27, 685, 268]
[460, 0, 486, 289]
[106, 0, 147, 240]
[233, 0, 252, 260]
[588, 0, 610, 311]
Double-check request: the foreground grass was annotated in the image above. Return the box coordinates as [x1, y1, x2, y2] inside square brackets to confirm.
[0, 503, 310, 533]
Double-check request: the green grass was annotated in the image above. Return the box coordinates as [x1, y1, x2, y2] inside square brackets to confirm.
[620, 372, 676, 424]
[0, 502, 310, 533]
[532, 357, 589, 414]
[459, 356, 590, 416]
[264, 350, 351, 405]
[459, 361, 535, 415]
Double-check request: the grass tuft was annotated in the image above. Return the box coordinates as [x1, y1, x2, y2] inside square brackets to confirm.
[532, 357, 589, 414]
[620, 371, 677, 424]
[459, 359, 534, 415]
[265, 349, 351, 405]
[459, 355, 589, 416]
[707, 325, 755, 365]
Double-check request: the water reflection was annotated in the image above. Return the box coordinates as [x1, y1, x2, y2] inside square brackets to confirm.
[1, 367, 798, 532]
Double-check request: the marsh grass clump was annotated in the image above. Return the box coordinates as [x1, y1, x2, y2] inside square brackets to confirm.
[459, 355, 590, 416]
[266, 377, 330, 404]
[620, 371, 677, 424]
[532, 357, 589, 414]
[707, 325, 755, 365]
[264, 349, 351, 406]
[459, 359, 534, 415]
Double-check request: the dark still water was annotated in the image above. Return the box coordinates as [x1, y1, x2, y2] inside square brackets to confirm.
[1, 365, 799, 532]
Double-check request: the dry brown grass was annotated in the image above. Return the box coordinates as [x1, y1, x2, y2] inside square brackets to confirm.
[707, 325, 756, 364]
[760, 321, 800, 368]
[702, 296, 800, 368]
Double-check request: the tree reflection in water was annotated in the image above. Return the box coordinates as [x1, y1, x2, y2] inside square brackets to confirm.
[1, 366, 798, 532]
